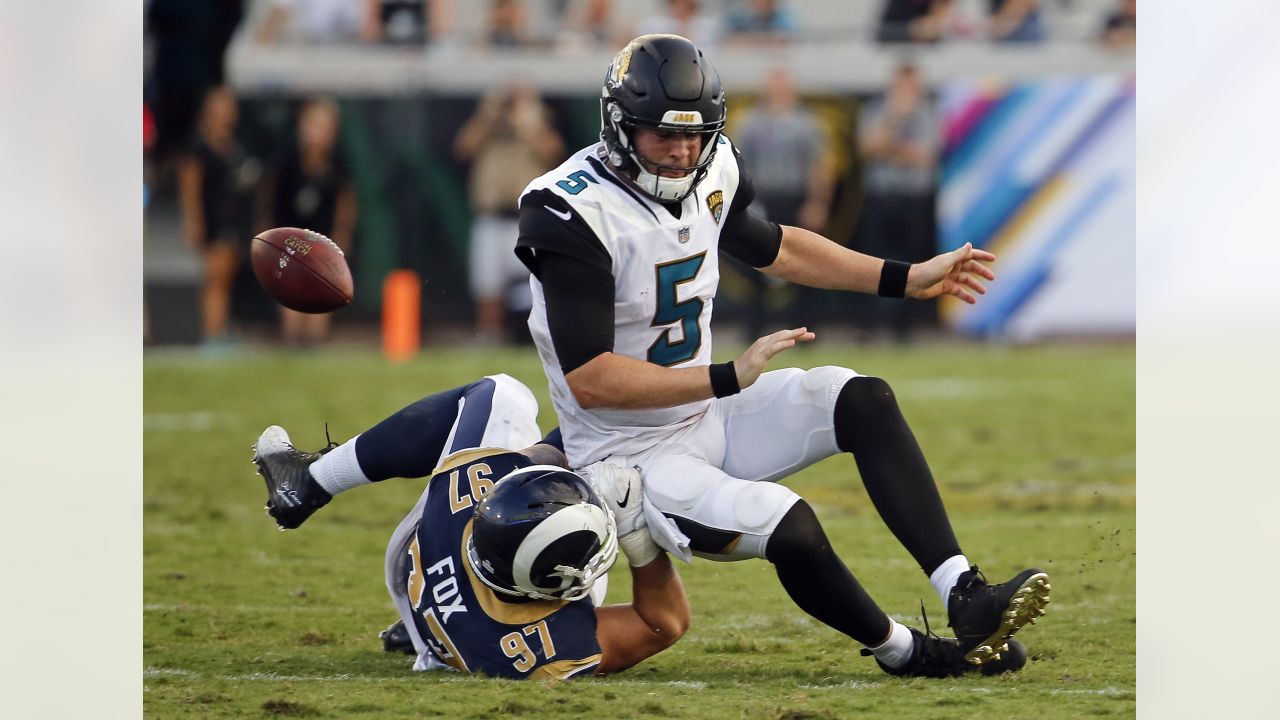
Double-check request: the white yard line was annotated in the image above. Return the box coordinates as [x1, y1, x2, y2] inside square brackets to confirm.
[144, 665, 1131, 697]
[144, 411, 237, 432]
[144, 603, 335, 613]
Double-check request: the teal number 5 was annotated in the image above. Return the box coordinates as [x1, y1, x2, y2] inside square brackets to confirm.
[647, 253, 706, 366]
[556, 170, 598, 195]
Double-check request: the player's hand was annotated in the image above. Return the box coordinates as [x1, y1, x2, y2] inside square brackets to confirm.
[733, 327, 816, 390]
[578, 462, 660, 567]
[579, 462, 645, 537]
[905, 242, 996, 304]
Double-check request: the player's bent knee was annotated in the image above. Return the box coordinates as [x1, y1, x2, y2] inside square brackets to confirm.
[488, 374, 540, 422]
[487, 373, 537, 408]
[839, 376, 899, 418]
[764, 500, 831, 564]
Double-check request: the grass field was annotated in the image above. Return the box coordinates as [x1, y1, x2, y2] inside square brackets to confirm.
[144, 341, 1135, 719]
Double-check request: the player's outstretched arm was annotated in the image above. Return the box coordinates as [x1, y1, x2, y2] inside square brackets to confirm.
[565, 328, 814, 410]
[904, 242, 996, 304]
[762, 226, 995, 303]
[593, 554, 690, 674]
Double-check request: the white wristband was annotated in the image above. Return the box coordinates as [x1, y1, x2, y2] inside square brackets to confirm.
[619, 529, 662, 567]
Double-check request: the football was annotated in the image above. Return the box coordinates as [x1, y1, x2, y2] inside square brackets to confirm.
[250, 227, 354, 313]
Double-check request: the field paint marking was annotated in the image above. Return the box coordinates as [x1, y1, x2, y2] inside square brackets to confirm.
[895, 378, 1012, 400]
[229, 672, 355, 682]
[144, 412, 237, 432]
[798, 680, 885, 690]
[146, 667, 422, 683]
[145, 667, 200, 678]
[144, 603, 334, 613]
[144, 667, 1131, 696]
[663, 681, 707, 689]
[146, 667, 708, 689]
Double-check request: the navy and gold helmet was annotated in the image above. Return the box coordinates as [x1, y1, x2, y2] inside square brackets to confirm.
[467, 465, 618, 602]
[600, 34, 726, 202]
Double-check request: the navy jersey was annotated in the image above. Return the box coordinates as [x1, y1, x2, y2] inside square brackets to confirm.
[404, 448, 603, 680]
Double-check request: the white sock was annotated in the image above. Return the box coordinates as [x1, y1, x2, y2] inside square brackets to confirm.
[930, 554, 972, 609]
[869, 620, 915, 669]
[309, 435, 371, 496]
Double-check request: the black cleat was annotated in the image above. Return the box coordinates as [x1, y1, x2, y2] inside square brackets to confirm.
[981, 638, 1028, 676]
[862, 628, 1030, 678]
[948, 565, 1050, 665]
[380, 619, 416, 655]
[863, 627, 966, 678]
[252, 425, 335, 530]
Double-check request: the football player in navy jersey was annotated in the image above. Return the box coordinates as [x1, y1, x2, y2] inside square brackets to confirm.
[253, 374, 687, 679]
[511, 34, 1048, 677]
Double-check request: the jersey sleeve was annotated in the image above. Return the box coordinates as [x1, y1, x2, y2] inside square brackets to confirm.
[517, 188, 616, 374]
[719, 140, 783, 268]
[515, 188, 612, 278]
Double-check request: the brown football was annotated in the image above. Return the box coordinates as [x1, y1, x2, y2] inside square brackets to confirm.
[250, 227, 354, 313]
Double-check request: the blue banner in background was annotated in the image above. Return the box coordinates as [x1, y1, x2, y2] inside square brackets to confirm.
[938, 76, 1136, 340]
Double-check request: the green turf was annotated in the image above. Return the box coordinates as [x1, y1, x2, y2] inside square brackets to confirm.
[144, 342, 1135, 719]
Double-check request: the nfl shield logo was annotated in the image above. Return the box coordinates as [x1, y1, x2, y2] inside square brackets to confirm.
[706, 190, 724, 225]
[677, 226, 691, 243]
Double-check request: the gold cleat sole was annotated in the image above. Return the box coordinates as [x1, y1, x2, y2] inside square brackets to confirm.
[965, 572, 1051, 665]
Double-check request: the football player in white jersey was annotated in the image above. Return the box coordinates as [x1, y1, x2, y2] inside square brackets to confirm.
[513, 34, 1048, 677]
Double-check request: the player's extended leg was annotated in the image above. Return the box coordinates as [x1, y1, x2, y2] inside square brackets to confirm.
[833, 376, 1048, 662]
[252, 373, 542, 529]
[640, 453, 895, 644]
[639, 452, 1023, 677]
[719, 366, 1050, 664]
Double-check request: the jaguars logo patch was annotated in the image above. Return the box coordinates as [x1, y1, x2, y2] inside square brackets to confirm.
[706, 190, 724, 226]
[608, 43, 634, 88]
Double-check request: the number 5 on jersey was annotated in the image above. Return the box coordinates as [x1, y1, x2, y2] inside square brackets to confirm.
[647, 253, 706, 366]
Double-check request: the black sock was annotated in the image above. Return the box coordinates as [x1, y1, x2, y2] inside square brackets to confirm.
[833, 376, 962, 576]
[352, 385, 471, 481]
[766, 501, 890, 646]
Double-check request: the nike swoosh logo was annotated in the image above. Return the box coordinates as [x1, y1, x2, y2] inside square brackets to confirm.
[617, 481, 632, 508]
[545, 206, 573, 221]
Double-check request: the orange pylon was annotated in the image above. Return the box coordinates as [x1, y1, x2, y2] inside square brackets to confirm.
[382, 269, 421, 362]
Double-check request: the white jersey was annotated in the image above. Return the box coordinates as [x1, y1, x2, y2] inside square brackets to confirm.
[519, 138, 748, 464]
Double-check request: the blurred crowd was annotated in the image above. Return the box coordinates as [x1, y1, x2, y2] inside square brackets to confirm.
[245, 0, 1136, 50]
[144, 0, 1134, 350]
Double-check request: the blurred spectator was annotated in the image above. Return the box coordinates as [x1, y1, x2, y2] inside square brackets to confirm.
[857, 64, 939, 340]
[738, 68, 833, 233]
[987, 0, 1044, 43]
[723, 0, 797, 46]
[485, 0, 530, 48]
[256, 0, 364, 44]
[1100, 0, 1136, 51]
[145, 0, 244, 161]
[876, 0, 951, 44]
[177, 86, 262, 350]
[262, 98, 357, 347]
[555, 0, 620, 52]
[364, 0, 451, 45]
[636, 0, 720, 48]
[731, 67, 832, 338]
[454, 84, 564, 343]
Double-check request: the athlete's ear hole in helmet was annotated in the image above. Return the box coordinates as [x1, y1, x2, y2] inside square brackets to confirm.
[466, 465, 619, 602]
